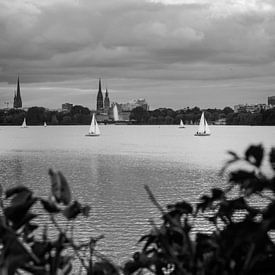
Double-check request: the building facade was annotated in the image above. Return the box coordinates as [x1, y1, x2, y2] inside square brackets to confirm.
[13, 76, 22, 108]
[62, 103, 73, 112]
[268, 96, 275, 106]
[234, 103, 269, 113]
[120, 98, 149, 112]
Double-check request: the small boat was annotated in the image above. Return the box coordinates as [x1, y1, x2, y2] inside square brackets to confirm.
[86, 113, 100, 137]
[21, 118, 28, 128]
[44, 122, 47, 127]
[194, 112, 210, 136]
[178, 120, 185, 128]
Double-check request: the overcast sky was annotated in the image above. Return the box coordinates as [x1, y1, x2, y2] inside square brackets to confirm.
[0, 0, 275, 109]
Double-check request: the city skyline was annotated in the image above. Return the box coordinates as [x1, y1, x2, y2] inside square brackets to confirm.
[1, 0, 275, 109]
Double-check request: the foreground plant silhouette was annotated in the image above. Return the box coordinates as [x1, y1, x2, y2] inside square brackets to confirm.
[0, 145, 274, 274]
[0, 169, 119, 275]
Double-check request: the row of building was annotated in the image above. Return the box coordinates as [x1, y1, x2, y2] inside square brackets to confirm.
[8, 76, 275, 118]
[62, 78, 149, 121]
[234, 96, 275, 113]
[9, 77, 149, 121]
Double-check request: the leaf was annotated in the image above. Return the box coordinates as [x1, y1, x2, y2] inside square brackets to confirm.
[49, 169, 71, 205]
[196, 195, 211, 212]
[31, 241, 51, 258]
[40, 199, 60, 213]
[167, 201, 193, 215]
[245, 144, 264, 168]
[229, 170, 256, 184]
[6, 185, 32, 199]
[211, 188, 224, 200]
[63, 201, 81, 220]
[4, 192, 37, 224]
[92, 260, 120, 275]
[13, 212, 38, 231]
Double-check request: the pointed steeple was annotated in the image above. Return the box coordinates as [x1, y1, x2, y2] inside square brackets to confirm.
[16, 75, 22, 108]
[96, 78, 103, 111]
[99, 78, 102, 93]
[104, 88, 110, 111]
[13, 75, 22, 108]
[17, 76, 20, 96]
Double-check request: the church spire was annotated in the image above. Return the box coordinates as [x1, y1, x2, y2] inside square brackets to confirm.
[104, 88, 110, 112]
[96, 78, 104, 111]
[13, 75, 22, 108]
[99, 78, 102, 93]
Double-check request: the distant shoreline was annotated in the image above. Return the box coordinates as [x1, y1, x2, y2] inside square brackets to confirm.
[1, 105, 275, 126]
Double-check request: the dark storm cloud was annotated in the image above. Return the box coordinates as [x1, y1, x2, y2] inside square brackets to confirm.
[0, 0, 275, 108]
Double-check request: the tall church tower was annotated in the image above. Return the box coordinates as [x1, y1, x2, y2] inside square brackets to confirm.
[96, 78, 104, 112]
[13, 76, 22, 108]
[104, 89, 110, 112]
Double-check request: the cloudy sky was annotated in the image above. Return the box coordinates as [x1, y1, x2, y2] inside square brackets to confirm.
[0, 0, 275, 109]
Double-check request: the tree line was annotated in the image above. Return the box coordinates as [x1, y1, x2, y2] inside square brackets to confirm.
[0, 105, 274, 125]
[0, 106, 91, 125]
[130, 106, 275, 125]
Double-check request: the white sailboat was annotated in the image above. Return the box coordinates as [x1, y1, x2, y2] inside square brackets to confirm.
[178, 120, 185, 128]
[86, 113, 100, 137]
[44, 122, 47, 127]
[21, 118, 27, 128]
[194, 112, 210, 136]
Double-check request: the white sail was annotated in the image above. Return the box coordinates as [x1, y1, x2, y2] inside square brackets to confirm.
[197, 112, 205, 133]
[89, 113, 96, 134]
[95, 119, 100, 135]
[205, 118, 210, 134]
[87, 113, 100, 136]
[21, 118, 27, 128]
[44, 122, 47, 127]
[195, 112, 210, 135]
[179, 120, 185, 128]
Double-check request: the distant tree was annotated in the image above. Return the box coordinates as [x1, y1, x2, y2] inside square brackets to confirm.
[223, 106, 234, 115]
[27, 107, 46, 125]
[70, 105, 90, 116]
[62, 115, 72, 124]
[263, 108, 275, 125]
[130, 107, 149, 123]
[51, 113, 59, 125]
[191, 106, 201, 114]
[165, 115, 174, 124]
[148, 116, 158, 124]
[175, 114, 184, 124]
[157, 115, 165, 124]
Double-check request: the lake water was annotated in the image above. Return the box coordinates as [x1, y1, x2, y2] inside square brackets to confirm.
[0, 125, 274, 263]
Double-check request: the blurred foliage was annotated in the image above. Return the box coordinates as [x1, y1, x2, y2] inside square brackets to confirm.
[0, 144, 275, 274]
[0, 169, 118, 275]
[124, 144, 275, 275]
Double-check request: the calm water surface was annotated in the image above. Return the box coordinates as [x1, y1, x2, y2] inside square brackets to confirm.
[0, 125, 274, 262]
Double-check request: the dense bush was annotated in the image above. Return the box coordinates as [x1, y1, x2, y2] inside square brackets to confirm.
[0, 144, 275, 274]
